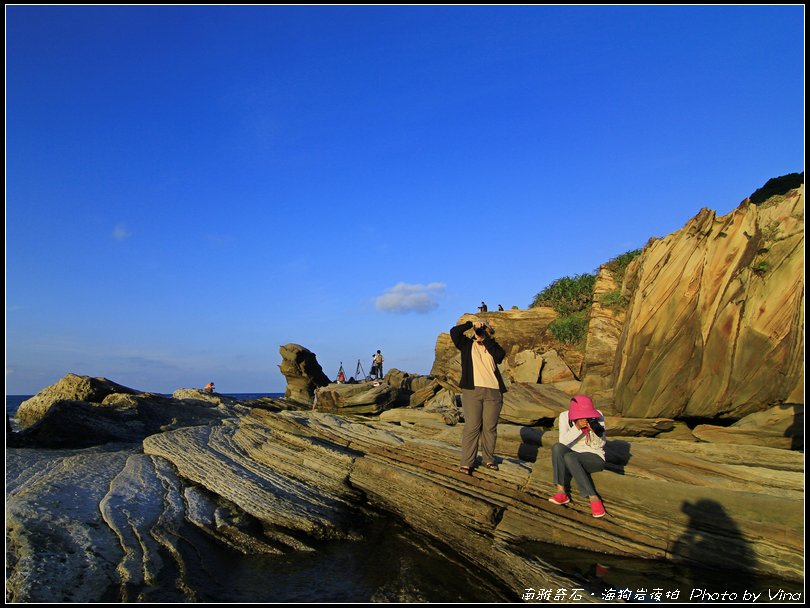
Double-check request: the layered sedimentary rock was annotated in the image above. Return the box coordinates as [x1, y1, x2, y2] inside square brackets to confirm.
[614, 187, 804, 419]
[210, 410, 803, 582]
[579, 266, 625, 405]
[279, 343, 331, 405]
[314, 382, 399, 415]
[8, 393, 803, 603]
[499, 383, 570, 425]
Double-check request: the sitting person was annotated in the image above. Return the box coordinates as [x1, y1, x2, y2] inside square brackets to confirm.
[204, 382, 215, 393]
[548, 395, 607, 518]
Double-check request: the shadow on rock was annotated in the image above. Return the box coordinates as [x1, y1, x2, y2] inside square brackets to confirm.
[605, 440, 632, 474]
[671, 499, 757, 584]
[784, 405, 804, 451]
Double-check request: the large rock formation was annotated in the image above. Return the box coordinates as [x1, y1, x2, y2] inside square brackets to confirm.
[430, 309, 559, 382]
[278, 343, 330, 405]
[428, 310, 583, 415]
[314, 382, 399, 415]
[613, 186, 804, 419]
[579, 266, 626, 405]
[10, 385, 249, 449]
[15, 373, 139, 428]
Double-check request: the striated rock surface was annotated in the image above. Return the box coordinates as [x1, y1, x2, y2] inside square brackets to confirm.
[315, 382, 399, 415]
[224, 410, 803, 582]
[8, 398, 803, 602]
[15, 373, 139, 428]
[579, 266, 625, 405]
[613, 187, 804, 419]
[500, 383, 570, 425]
[279, 344, 330, 405]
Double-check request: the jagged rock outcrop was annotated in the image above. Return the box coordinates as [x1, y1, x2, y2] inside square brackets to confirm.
[500, 383, 570, 425]
[15, 373, 139, 428]
[8, 375, 258, 449]
[614, 186, 804, 419]
[430, 309, 558, 382]
[579, 266, 625, 405]
[314, 382, 399, 414]
[691, 403, 803, 450]
[172, 388, 242, 406]
[428, 311, 587, 420]
[278, 344, 330, 405]
[10, 389, 247, 449]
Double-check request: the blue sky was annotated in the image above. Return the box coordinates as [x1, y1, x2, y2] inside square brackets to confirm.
[6, 5, 804, 395]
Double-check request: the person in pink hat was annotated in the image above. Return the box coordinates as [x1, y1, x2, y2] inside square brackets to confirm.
[548, 395, 608, 518]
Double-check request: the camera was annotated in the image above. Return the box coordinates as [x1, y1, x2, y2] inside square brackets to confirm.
[568, 417, 605, 437]
[474, 325, 489, 337]
[587, 418, 605, 437]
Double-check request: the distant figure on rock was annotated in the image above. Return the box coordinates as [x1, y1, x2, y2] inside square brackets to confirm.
[204, 382, 215, 393]
[371, 350, 385, 380]
[497, 304, 504, 311]
[547, 395, 607, 518]
[451, 319, 506, 475]
[478, 301, 488, 312]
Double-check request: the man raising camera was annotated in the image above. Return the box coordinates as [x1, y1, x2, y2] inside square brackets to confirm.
[450, 318, 507, 474]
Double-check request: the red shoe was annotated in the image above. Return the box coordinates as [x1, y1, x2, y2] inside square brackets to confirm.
[548, 492, 571, 505]
[590, 500, 606, 518]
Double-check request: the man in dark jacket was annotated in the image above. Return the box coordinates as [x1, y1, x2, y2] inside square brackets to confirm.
[451, 319, 507, 473]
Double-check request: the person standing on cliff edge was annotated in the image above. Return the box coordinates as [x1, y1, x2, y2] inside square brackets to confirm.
[372, 350, 384, 380]
[451, 319, 507, 474]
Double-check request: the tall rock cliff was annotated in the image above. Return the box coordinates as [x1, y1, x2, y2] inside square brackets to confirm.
[613, 186, 804, 419]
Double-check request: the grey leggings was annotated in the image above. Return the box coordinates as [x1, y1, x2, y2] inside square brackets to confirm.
[551, 443, 605, 498]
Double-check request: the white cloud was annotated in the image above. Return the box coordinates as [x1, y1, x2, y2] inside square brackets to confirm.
[112, 224, 130, 241]
[374, 282, 446, 314]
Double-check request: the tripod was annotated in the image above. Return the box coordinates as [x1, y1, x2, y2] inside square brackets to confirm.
[355, 359, 368, 380]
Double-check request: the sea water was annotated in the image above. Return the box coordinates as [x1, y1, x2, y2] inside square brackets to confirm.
[5, 395, 804, 602]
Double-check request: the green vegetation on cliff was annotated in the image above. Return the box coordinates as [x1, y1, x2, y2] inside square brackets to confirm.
[749, 172, 804, 206]
[604, 248, 642, 285]
[530, 274, 596, 316]
[531, 248, 643, 344]
[530, 274, 595, 346]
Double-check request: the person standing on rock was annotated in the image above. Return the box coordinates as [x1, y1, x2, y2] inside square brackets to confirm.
[451, 319, 507, 474]
[548, 395, 607, 518]
[372, 350, 384, 380]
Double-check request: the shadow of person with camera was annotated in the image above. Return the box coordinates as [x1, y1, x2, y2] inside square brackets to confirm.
[547, 395, 609, 518]
[671, 499, 757, 588]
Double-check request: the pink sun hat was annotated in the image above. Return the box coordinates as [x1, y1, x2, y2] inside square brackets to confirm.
[569, 395, 600, 420]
